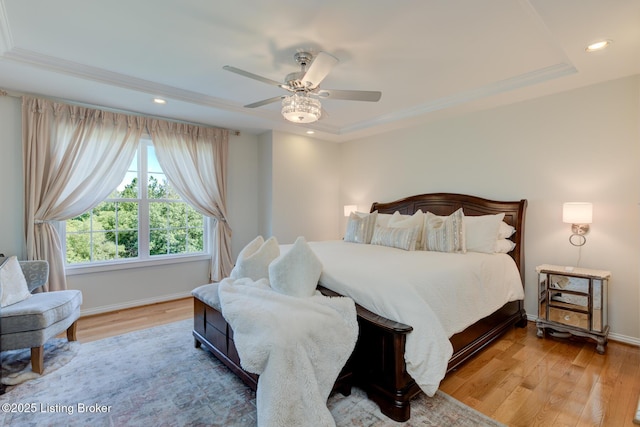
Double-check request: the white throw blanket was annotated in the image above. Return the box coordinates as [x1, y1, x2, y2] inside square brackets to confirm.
[218, 277, 358, 427]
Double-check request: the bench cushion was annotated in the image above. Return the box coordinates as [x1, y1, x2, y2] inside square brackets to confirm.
[192, 283, 221, 311]
[0, 290, 82, 334]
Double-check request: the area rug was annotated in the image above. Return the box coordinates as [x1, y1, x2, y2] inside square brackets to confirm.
[1, 339, 80, 386]
[0, 319, 504, 427]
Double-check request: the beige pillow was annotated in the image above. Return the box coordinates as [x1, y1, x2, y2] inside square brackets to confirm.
[423, 208, 466, 253]
[388, 210, 424, 249]
[371, 225, 420, 251]
[229, 236, 279, 281]
[344, 211, 378, 244]
[0, 256, 32, 307]
[269, 236, 322, 298]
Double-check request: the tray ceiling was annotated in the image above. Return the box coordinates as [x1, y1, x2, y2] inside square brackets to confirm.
[0, 0, 638, 141]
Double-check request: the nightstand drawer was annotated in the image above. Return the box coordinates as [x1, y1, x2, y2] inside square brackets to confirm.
[548, 292, 588, 310]
[548, 306, 588, 329]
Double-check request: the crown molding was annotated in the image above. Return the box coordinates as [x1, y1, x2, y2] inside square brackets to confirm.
[2, 46, 249, 112]
[342, 62, 577, 135]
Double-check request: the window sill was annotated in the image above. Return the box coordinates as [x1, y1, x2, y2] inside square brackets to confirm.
[65, 253, 211, 276]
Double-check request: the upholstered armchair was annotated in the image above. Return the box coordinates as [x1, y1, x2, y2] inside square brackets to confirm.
[0, 260, 82, 374]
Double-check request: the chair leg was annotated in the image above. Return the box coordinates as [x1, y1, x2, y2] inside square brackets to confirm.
[31, 346, 44, 374]
[67, 320, 78, 341]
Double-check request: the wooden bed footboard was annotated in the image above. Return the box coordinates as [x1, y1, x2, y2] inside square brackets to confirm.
[319, 286, 526, 421]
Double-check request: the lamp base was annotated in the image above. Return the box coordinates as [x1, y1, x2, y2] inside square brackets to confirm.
[571, 223, 589, 234]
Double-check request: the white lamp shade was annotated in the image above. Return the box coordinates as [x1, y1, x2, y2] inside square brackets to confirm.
[563, 202, 593, 224]
[344, 205, 358, 217]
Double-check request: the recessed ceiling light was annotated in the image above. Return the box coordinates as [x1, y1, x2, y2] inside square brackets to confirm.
[585, 40, 611, 52]
[306, 130, 315, 135]
[153, 98, 167, 105]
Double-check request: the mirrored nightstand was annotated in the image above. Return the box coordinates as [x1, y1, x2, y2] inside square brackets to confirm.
[536, 264, 610, 354]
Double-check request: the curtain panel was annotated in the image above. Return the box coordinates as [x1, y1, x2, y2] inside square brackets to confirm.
[22, 96, 145, 290]
[149, 120, 232, 281]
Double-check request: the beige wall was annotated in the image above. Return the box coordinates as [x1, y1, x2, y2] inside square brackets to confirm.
[338, 75, 640, 343]
[0, 96, 24, 258]
[261, 130, 341, 244]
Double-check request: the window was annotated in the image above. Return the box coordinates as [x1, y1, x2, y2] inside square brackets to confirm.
[65, 140, 207, 266]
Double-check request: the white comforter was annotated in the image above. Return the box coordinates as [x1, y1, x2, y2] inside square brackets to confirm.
[280, 240, 524, 396]
[218, 277, 358, 427]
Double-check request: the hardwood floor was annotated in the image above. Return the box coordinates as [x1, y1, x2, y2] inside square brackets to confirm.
[75, 297, 640, 426]
[75, 297, 193, 343]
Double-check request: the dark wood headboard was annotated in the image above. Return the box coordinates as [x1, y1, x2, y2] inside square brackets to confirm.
[370, 193, 527, 283]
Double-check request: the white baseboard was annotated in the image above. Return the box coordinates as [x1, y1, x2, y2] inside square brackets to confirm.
[526, 313, 640, 347]
[79, 291, 193, 317]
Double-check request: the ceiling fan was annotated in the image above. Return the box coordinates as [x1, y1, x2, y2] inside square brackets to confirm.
[223, 51, 382, 124]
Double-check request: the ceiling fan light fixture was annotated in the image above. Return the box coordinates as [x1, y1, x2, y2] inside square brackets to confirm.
[281, 93, 321, 123]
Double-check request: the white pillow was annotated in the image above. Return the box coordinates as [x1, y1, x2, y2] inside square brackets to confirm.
[464, 213, 505, 253]
[498, 221, 516, 239]
[388, 210, 425, 249]
[229, 235, 264, 279]
[495, 239, 516, 253]
[269, 236, 322, 298]
[229, 236, 279, 281]
[0, 256, 32, 307]
[423, 208, 466, 253]
[375, 213, 394, 228]
[344, 211, 378, 244]
[371, 225, 420, 251]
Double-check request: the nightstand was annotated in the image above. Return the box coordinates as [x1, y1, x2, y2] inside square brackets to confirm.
[536, 264, 610, 354]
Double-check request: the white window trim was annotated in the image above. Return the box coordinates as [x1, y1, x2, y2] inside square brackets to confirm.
[61, 139, 211, 273]
[64, 251, 212, 276]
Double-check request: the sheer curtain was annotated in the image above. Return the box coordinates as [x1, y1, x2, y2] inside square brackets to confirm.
[22, 97, 145, 291]
[149, 120, 232, 281]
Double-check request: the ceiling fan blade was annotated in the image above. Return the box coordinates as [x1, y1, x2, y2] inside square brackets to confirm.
[244, 96, 284, 108]
[301, 52, 338, 88]
[317, 89, 382, 102]
[223, 65, 285, 87]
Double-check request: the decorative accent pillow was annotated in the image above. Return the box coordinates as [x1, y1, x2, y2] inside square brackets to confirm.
[344, 211, 378, 244]
[498, 221, 516, 239]
[464, 213, 505, 253]
[229, 236, 280, 281]
[423, 208, 466, 253]
[371, 225, 420, 251]
[387, 210, 425, 249]
[229, 235, 264, 279]
[495, 239, 516, 254]
[0, 256, 32, 308]
[269, 236, 322, 298]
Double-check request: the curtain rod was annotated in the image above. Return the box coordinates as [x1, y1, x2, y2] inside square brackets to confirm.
[0, 88, 241, 136]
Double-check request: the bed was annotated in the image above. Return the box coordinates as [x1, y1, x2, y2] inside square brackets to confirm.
[193, 192, 527, 422]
